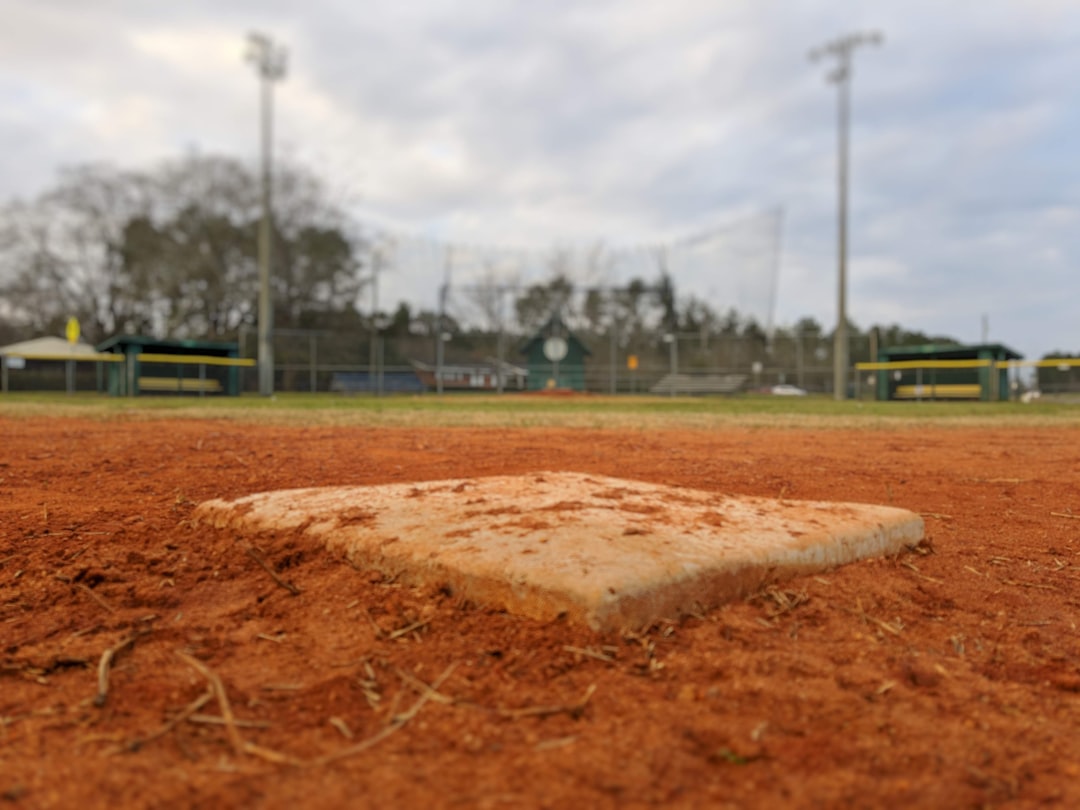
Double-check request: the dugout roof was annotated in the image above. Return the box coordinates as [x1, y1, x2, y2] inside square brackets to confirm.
[96, 335, 240, 357]
[877, 342, 1022, 362]
[0, 336, 113, 361]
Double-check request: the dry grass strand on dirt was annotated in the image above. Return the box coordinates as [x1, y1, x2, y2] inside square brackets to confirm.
[94, 634, 138, 707]
[311, 662, 459, 767]
[246, 546, 301, 596]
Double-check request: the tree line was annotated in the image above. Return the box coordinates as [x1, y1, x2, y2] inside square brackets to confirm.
[1, 151, 965, 372]
[0, 154, 366, 347]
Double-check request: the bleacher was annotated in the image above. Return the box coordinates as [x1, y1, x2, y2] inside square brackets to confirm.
[649, 373, 747, 396]
[330, 371, 425, 394]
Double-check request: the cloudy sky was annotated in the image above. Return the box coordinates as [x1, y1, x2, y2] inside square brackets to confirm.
[2, 0, 1078, 358]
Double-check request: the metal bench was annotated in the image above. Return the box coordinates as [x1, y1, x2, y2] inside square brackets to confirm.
[138, 376, 223, 394]
[649, 373, 747, 396]
[894, 383, 982, 400]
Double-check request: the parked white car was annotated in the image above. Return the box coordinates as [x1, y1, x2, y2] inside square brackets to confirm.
[770, 384, 808, 396]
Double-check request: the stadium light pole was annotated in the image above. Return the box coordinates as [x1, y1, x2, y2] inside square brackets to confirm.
[809, 31, 882, 400]
[246, 32, 287, 397]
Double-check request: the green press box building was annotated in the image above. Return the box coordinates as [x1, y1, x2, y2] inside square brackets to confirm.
[520, 314, 591, 392]
[874, 343, 1021, 402]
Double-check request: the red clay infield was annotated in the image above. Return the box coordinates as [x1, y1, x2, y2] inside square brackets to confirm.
[2, 414, 1079, 808]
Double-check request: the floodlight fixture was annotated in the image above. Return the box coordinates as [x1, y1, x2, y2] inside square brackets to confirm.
[246, 33, 288, 81]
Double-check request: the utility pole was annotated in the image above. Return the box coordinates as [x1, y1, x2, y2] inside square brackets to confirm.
[246, 32, 287, 397]
[810, 31, 882, 401]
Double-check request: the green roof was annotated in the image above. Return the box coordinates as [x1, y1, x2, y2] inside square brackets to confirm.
[879, 342, 1022, 361]
[518, 312, 592, 357]
[96, 334, 239, 354]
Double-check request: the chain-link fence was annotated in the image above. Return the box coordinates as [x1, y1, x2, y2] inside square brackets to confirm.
[235, 326, 884, 397]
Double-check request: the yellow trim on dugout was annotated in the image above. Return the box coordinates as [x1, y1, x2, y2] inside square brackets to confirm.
[995, 358, 1080, 369]
[1, 352, 125, 362]
[855, 359, 992, 371]
[136, 353, 255, 367]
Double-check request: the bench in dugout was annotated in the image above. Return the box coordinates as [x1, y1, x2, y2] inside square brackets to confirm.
[330, 371, 424, 394]
[138, 376, 223, 394]
[893, 383, 982, 400]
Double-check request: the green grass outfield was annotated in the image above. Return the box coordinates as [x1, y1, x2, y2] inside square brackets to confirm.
[1, 391, 1079, 429]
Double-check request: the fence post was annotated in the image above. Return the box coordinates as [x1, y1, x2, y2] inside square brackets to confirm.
[496, 326, 505, 394]
[795, 332, 804, 390]
[436, 282, 448, 396]
[609, 324, 617, 395]
[663, 334, 678, 397]
[377, 335, 385, 397]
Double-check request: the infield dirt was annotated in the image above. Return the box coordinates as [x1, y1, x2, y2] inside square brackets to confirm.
[2, 413, 1079, 808]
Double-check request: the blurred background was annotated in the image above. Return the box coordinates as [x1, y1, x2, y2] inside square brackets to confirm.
[1, 0, 1077, 394]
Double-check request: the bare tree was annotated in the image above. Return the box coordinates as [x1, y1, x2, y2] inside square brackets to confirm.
[0, 164, 153, 341]
[0, 153, 366, 343]
[514, 273, 574, 333]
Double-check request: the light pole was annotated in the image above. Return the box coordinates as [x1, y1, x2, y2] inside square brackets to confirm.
[810, 31, 882, 401]
[246, 32, 287, 397]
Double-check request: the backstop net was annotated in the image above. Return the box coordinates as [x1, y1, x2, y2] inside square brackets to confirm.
[363, 209, 784, 394]
[262, 209, 789, 394]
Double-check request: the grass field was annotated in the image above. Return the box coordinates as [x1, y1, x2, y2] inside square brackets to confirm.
[2, 390, 1079, 429]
